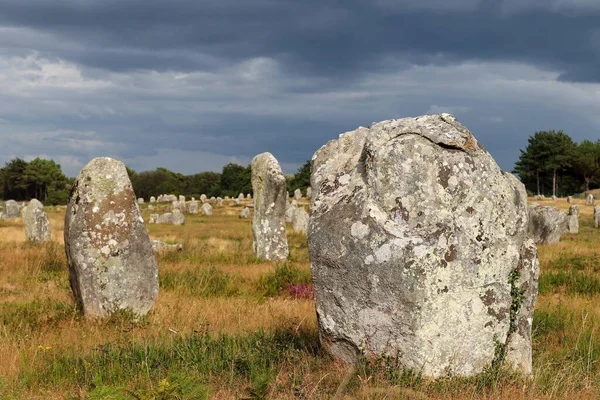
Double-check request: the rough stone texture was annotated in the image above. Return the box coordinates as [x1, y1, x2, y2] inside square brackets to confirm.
[308, 114, 538, 377]
[210, 196, 216, 204]
[24, 199, 51, 243]
[149, 214, 159, 224]
[151, 240, 183, 252]
[528, 204, 567, 244]
[156, 213, 173, 224]
[246, 193, 251, 199]
[240, 207, 251, 219]
[251, 152, 289, 261]
[64, 157, 158, 318]
[294, 188, 302, 199]
[217, 197, 224, 206]
[157, 195, 163, 202]
[587, 194, 595, 205]
[148, 205, 155, 211]
[569, 205, 579, 217]
[201, 203, 213, 216]
[595, 206, 600, 228]
[238, 193, 245, 200]
[306, 187, 312, 198]
[188, 201, 199, 214]
[172, 209, 185, 225]
[1, 200, 20, 219]
[285, 203, 297, 223]
[138, 198, 144, 204]
[200, 194, 207, 203]
[235, 198, 241, 206]
[567, 205, 579, 234]
[292, 207, 309, 233]
[150, 196, 156, 203]
[179, 195, 185, 203]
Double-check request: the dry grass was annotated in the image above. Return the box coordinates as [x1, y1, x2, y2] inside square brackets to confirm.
[0, 197, 599, 398]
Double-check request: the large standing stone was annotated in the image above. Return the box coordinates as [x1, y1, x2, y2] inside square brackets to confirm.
[64, 157, 158, 318]
[24, 199, 51, 242]
[201, 203, 213, 216]
[528, 204, 568, 244]
[1, 200, 20, 219]
[251, 153, 289, 260]
[291, 207, 309, 233]
[294, 188, 302, 200]
[567, 205, 579, 234]
[308, 114, 538, 377]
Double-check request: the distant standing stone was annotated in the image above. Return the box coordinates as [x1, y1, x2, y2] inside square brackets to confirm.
[156, 213, 173, 224]
[587, 194, 595, 205]
[306, 187, 312, 199]
[595, 206, 600, 228]
[138, 198, 144, 204]
[251, 152, 289, 260]
[528, 204, 568, 244]
[551, 195, 557, 201]
[24, 199, 51, 242]
[201, 203, 213, 216]
[64, 157, 158, 318]
[238, 193, 245, 200]
[294, 188, 302, 200]
[567, 196, 572, 203]
[200, 194, 207, 203]
[188, 201, 199, 214]
[240, 207, 251, 219]
[285, 202, 296, 223]
[247, 193, 252, 199]
[172, 209, 185, 225]
[1, 200, 20, 219]
[149, 214, 159, 224]
[148, 205, 155, 211]
[151, 240, 183, 253]
[292, 207, 309, 233]
[217, 197, 223, 206]
[179, 195, 185, 203]
[150, 196, 156, 203]
[234, 198, 241, 206]
[567, 205, 579, 234]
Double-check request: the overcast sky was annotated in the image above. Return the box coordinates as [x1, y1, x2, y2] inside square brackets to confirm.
[1, 0, 600, 176]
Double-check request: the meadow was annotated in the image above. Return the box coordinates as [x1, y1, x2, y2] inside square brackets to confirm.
[0, 197, 599, 399]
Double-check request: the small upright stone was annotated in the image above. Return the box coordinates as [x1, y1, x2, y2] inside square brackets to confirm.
[64, 157, 158, 318]
[210, 196, 216, 204]
[156, 213, 173, 224]
[179, 195, 185, 203]
[200, 194, 207, 203]
[247, 193, 252, 199]
[567, 196, 572, 203]
[148, 205, 155, 211]
[188, 201, 199, 214]
[528, 204, 568, 244]
[238, 193, 245, 200]
[1, 200, 20, 219]
[587, 194, 595, 205]
[201, 203, 213, 216]
[138, 198, 144, 204]
[217, 197, 223, 206]
[234, 198, 241, 206]
[567, 205, 579, 234]
[292, 207, 309, 233]
[24, 199, 51, 242]
[594, 206, 600, 228]
[172, 209, 185, 225]
[251, 153, 289, 260]
[149, 214, 159, 224]
[306, 187, 312, 199]
[285, 202, 296, 223]
[240, 207, 251, 219]
[150, 196, 156, 203]
[294, 188, 302, 200]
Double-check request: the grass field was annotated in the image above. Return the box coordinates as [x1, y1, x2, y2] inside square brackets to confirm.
[0, 197, 599, 399]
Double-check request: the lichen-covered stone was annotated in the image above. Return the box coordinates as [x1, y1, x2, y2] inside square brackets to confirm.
[24, 199, 51, 243]
[595, 206, 600, 228]
[528, 204, 567, 243]
[251, 152, 289, 261]
[567, 205, 579, 234]
[306, 187, 312, 199]
[587, 194, 595, 205]
[201, 203, 213, 216]
[308, 114, 538, 377]
[292, 207, 309, 233]
[285, 202, 296, 223]
[294, 189, 302, 199]
[1, 200, 20, 219]
[64, 157, 158, 318]
[172, 209, 185, 225]
[188, 201, 199, 214]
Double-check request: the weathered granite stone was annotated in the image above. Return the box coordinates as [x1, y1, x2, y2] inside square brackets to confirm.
[188, 201, 199, 214]
[1, 200, 20, 219]
[240, 207, 251, 219]
[64, 157, 158, 318]
[309, 114, 538, 377]
[247, 193, 252, 199]
[24, 199, 51, 242]
[149, 214, 159, 224]
[294, 188, 302, 200]
[217, 197, 223, 206]
[210, 196, 216, 204]
[567, 196, 572, 203]
[285, 202, 296, 223]
[551, 195, 557, 201]
[137, 198, 144, 204]
[306, 187, 312, 199]
[172, 209, 185, 225]
[292, 207, 309, 233]
[528, 204, 567, 244]
[201, 203, 213, 216]
[148, 205, 155, 211]
[587, 194, 595, 205]
[251, 152, 289, 260]
[150, 196, 156, 203]
[200, 194, 207, 203]
[151, 240, 183, 253]
[156, 213, 173, 224]
[235, 198, 241, 206]
[568, 205, 579, 217]
[238, 193, 245, 200]
[595, 206, 600, 228]
[179, 195, 185, 203]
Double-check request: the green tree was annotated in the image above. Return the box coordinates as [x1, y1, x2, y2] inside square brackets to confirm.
[572, 140, 600, 194]
[287, 160, 311, 195]
[1, 158, 29, 200]
[23, 158, 68, 201]
[220, 163, 252, 197]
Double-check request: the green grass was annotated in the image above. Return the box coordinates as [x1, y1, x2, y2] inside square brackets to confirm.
[159, 267, 239, 298]
[257, 263, 312, 297]
[539, 270, 600, 295]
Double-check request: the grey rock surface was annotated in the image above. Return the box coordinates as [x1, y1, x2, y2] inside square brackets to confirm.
[308, 114, 538, 377]
[1, 200, 20, 219]
[528, 204, 567, 244]
[292, 207, 309, 233]
[294, 188, 302, 199]
[240, 207, 251, 219]
[251, 152, 289, 260]
[201, 203, 213, 216]
[188, 201, 199, 214]
[151, 240, 183, 252]
[64, 157, 158, 318]
[172, 209, 185, 225]
[24, 199, 51, 242]
[567, 205, 579, 234]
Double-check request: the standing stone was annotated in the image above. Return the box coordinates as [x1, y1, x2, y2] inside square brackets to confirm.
[285, 202, 296, 223]
[188, 201, 199, 214]
[567, 196, 572, 203]
[247, 193, 252, 199]
[567, 205, 579, 234]
[551, 195, 557, 202]
[151, 240, 183, 253]
[595, 206, 600, 228]
[24, 199, 51, 243]
[234, 198, 241, 206]
[200, 194, 207, 203]
[240, 207, 251, 219]
[64, 157, 158, 318]
[157, 195, 163, 202]
[238, 193, 245, 200]
[1, 200, 20, 219]
[306, 187, 312, 199]
[172, 209, 185, 225]
[292, 207, 309, 233]
[210, 196, 216, 204]
[156, 213, 173, 224]
[217, 197, 223, 206]
[294, 188, 302, 200]
[179, 195, 185, 203]
[148, 205, 155, 211]
[251, 153, 289, 260]
[201, 203, 213, 216]
[149, 214, 159, 224]
[309, 114, 538, 377]
[587, 194, 595, 205]
[528, 204, 568, 244]
[137, 198, 144, 204]
[150, 196, 156, 203]
[224, 196, 230, 200]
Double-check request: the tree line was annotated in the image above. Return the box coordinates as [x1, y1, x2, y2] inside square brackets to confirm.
[513, 130, 600, 197]
[0, 158, 312, 204]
